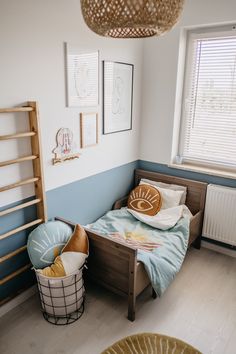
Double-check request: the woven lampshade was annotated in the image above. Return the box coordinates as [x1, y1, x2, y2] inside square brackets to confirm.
[81, 0, 184, 39]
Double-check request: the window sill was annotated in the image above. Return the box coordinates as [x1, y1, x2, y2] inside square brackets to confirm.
[168, 163, 236, 180]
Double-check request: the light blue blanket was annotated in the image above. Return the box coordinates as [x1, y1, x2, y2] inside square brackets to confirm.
[88, 208, 190, 296]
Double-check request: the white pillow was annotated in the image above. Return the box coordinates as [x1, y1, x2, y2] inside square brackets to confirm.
[139, 181, 184, 210]
[140, 178, 187, 205]
[128, 205, 192, 230]
[128, 206, 184, 230]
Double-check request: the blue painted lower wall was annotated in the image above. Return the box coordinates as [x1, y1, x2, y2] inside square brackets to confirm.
[0, 197, 37, 302]
[47, 160, 139, 225]
[1, 158, 236, 303]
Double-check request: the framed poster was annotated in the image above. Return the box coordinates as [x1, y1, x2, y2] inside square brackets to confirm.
[66, 44, 99, 107]
[103, 61, 134, 134]
[80, 112, 98, 148]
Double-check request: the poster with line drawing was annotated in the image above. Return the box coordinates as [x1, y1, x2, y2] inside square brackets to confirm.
[66, 44, 99, 107]
[103, 61, 133, 134]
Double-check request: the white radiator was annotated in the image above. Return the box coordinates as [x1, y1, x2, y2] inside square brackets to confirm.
[202, 184, 236, 246]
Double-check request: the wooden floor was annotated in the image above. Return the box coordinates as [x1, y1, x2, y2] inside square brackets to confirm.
[1, 248, 236, 354]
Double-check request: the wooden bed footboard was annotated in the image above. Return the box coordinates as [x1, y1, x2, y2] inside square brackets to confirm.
[189, 211, 204, 249]
[55, 216, 137, 321]
[85, 229, 137, 321]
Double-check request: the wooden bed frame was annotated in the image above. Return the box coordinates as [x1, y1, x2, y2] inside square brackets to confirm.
[56, 169, 207, 321]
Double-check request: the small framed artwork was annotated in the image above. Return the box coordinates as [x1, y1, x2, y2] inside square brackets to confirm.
[66, 44, 99, 107]
[80, 112, 98, 148]
[103, 61, 134, 134]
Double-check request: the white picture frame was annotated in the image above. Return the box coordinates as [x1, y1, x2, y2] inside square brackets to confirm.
[80, 112, 98, 148]
[103, 61, 134, 134]
[66, 44, 99, 107]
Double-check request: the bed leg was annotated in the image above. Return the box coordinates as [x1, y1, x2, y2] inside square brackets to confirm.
[152, 288, 157, 299]
[193, 235, 201, 250]
[128, 251, 137, 321]
[128, 292, 136, 321]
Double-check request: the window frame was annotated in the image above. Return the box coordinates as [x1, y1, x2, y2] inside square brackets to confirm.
[174, 24, 236, 173]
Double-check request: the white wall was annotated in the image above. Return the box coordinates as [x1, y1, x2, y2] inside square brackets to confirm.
[0, 0, 143, 207]
[140, 0, 236, 164]
[2, 0, 234, 208]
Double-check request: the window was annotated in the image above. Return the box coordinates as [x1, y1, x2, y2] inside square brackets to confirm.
[177, 26, 236, 171]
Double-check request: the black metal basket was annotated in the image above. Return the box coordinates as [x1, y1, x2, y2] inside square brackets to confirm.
[35, 266, 85, 325]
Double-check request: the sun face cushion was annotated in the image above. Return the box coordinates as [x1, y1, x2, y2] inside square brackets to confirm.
[27, 221, 72, 269]
[127, 184, 162, 216]
[38, 224, 89, 277]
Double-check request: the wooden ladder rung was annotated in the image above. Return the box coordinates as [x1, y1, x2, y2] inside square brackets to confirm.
[0, 177, 39, 193]
[0, 264, 31, 285]
[0, 155, 38, 167]
[0, 107, 34, 113]
[0, 101, 47, 305]
[0, 219, 42, 241]
[0, 198, 41, 217]
[0, 131, 36, 140]
[0, 245, 27, 263]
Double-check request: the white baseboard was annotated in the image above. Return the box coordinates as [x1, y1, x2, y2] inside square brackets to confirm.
[0, 285, 37, 318]
[202, 240, 236, 258]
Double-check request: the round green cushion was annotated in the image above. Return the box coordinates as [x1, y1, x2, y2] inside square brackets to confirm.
[27, 221, 72, 269]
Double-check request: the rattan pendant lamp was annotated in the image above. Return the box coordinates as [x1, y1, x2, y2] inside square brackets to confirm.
[81, 0, 184, 39]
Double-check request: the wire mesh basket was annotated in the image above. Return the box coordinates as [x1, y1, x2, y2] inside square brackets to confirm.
[35, 266, 85, 325]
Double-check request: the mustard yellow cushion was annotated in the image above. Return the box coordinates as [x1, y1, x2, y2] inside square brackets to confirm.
[128, 185, 162, 216]
[40, 256, 66, 277]
[63, 224, 89, 254]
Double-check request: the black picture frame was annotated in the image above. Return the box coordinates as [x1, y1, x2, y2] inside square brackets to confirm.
[103, 61, 134, 135]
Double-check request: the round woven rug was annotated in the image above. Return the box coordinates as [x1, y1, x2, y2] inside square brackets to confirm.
[101, 333, 202, 354]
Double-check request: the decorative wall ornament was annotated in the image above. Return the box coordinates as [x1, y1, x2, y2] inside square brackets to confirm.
[103, 61, 133, 134]
[52, 128, 80, 164]
[66, 44, 99, 107]
[80, 0, 185, 39]
[80, 112, 98, 148]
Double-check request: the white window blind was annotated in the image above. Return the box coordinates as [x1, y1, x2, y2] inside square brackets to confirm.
[179, 28, 236, 169]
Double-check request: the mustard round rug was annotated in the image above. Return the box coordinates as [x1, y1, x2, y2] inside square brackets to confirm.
[101, 333, 202, 354]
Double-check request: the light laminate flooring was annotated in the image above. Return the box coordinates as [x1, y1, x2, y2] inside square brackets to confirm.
[1, 248, 236, 354]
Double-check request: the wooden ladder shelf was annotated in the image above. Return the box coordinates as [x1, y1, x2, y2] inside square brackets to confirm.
[0, 101, 47, 304]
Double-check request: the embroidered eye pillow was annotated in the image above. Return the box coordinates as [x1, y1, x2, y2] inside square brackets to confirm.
[27, 221, 72, 269]
[127, 184, 162, 216]
[38, 224, 89, 278]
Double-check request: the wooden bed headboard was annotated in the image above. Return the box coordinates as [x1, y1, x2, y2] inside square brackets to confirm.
[134, 169, 207, 214]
